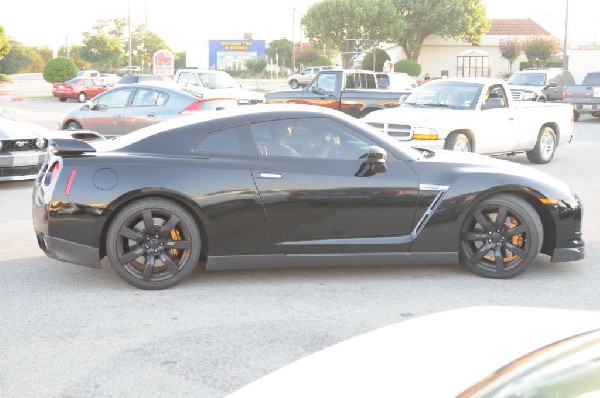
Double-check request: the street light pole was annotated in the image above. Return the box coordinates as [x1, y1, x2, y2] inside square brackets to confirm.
[128, 0, 132, 71]
[563, 0, 569, 70]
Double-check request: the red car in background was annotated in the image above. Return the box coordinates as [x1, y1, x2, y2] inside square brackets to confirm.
[52, 78, 109, 103]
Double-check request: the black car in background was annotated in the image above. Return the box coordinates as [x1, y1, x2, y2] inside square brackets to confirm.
[33, 105, 584, 289]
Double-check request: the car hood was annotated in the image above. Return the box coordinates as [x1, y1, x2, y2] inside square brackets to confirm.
[508, 84, 543, 93]
[228, 307, 600, 398]
[0, 114, 53, 139]
[364, 106, 468, 125]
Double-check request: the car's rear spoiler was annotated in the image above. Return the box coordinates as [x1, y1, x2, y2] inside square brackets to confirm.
[49, 138, 97, 155]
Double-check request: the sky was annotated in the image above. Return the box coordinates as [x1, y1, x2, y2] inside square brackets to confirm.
[1, 0, 597, 51]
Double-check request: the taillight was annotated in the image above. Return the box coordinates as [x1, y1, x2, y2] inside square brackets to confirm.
[180, 100, 202, 114]
[563, 87, 567, 101]
[50, 161, 60, 183]
[65, 169, 77, 196]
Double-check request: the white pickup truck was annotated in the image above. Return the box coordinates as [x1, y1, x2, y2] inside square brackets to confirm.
[362, 77, 575, 163]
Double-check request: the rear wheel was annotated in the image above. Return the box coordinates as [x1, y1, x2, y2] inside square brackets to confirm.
[444, 132, 471, 152]
[459, 194, 543, 279]
[106, 198, 202, 289]
[64, 120, 82, 130]
[526, 126, 556, 164]
[59, 97, 67, 102]
[290, 79, 299, 89]
[78, 92, 87, 103]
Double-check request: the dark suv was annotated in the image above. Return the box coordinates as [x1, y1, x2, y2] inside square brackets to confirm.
[507, 69, 575, 102]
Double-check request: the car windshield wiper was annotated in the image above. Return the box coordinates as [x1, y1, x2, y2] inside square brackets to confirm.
[422, 103, 452, 108]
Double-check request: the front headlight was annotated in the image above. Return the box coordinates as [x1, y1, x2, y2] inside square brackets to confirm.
[35, 138, 47, 149]
[412, 127, 438, 140]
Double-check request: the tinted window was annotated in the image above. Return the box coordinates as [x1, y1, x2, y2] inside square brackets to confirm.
[250, 117, 376, 160]
[131, 89, 161, 106]
[192, 126, 251, 155]
[583, 72, 600, 85]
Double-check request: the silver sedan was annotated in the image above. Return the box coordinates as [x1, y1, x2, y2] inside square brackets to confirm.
[59, 82, 238, 137]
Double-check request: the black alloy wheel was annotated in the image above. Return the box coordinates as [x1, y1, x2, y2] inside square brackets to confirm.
[106, 198, 202, 289]
[459, 195, 543, 279]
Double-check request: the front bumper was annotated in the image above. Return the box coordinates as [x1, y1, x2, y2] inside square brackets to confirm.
[0, 151, 44, 181]
[547, 194, 585, 263]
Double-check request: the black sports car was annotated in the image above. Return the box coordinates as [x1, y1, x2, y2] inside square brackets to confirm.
[32, 105, 584, 289]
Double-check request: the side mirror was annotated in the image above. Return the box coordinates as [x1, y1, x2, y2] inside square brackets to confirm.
[399, 95, 408, 105]
[356, 146, 388, 177]
[366, 145, 387, 164]
[547, 81, 557, 88]
[310, 85, 319, 94]
[85, 100, 95, 110]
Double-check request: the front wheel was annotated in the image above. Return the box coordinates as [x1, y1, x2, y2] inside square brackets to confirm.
[526, 126, 556, 164]
[59, 97, 67, 102]
[106, 198, 202, 289]
[459, 194, 543, 279]
[290, 80, 299, 89]
[64, 120, 82, 130]
[444, 132, 471, 152]
[78, 92, 87, 103]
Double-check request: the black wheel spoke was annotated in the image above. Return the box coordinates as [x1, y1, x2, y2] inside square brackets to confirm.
[119, 246, 144, 265]
[160, 215, 180, 238]
[470, 242, 493, 265]
[496, 206, 508, 230]
[473, 209, 493, 231]
[119, 226, 143, 241]
[142, 210, 154, 230]
[504, 242, 527, 259]
[494, 246, 505, 271]
[507, 224, 527, 237]
[165, 239, 192, 249]
[142, 255, 155, 281]
[160, 252, 180, 275]
[461, 232, 488, 242]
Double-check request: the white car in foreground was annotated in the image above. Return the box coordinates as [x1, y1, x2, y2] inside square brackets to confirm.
[228, 306, 600, 398]
[362, 77, 575, 164]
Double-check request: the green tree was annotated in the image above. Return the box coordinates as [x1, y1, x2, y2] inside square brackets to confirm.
[294, 45, 320, 70]
[391, 0, 490, 61]
[131, 25, 170, 71]
[266, 38, 293, 71]
[58, 44, 91, 71]
[309, 56, 336, 67]
[302, 0, 402, 67]
[362, 48, 390, 71]
[174, 51, 186, 70]
[0, 39, 36, 74]
[43, 57, 77, 83]
[244, 57, 267, 88]
[0, 25, 11, 61]
[522, 36, 560, 69]
[498, 38, 522, 73]
[80, 19, 125, 69]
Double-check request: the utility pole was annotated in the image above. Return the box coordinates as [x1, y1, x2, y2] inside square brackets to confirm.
[563, 0, 569, 70]
[128, 0, 132, 71]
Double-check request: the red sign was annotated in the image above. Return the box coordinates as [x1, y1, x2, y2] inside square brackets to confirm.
[153, 50, 174, 76]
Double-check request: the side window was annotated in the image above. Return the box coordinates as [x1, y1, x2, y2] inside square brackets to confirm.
[484, 84, 508, 108]
[131, 89, 160, 106]
[315, 73, 337, 93]
[178, 72, 196, 86]
[365, 74, 377, 89]
[95, 87, 135, 109]
[192, 126, 255, 156]
[345, 73, 356, 89]
[83, 79, 93, 86]
[250, 118, 377, 160]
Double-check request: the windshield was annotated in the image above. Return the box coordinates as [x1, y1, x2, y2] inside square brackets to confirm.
[507, 72, 547, 86]
[198, 72, 239, 89]
[403, 81, 483, 110]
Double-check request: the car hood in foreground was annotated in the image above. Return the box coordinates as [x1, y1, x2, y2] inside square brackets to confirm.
[228, 306, 600, 398]
[0, 114, 52, 139]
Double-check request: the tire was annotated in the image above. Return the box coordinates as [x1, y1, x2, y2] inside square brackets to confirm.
[78, 92, 87, 103]
[444, 132, 471, 152]
[573, 110, 580, 122]
[459, 194, 543, 279]
[526, 126, 556, 164]
[290, 80, 299, 89]
[64, 121, 82, 130]
[536, 96, 547, 103]
[106, 198, 202, 289]
[59, 97, 67, 102]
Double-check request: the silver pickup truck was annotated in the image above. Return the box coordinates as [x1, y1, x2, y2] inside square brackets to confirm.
[563, 71, 600, 121]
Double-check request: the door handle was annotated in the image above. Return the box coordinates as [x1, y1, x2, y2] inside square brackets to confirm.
[113, 114, 121, 119]
[256, 172, 282, 179]
[147, 113, 156, 118]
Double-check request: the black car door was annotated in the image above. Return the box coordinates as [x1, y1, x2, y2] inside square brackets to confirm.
[249, 117, 420, 255]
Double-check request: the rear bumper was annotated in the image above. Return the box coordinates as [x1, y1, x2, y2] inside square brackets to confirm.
[35, 232, 101, 269]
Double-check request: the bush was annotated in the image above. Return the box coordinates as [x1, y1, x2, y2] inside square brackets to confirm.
[0, 73, 12, 83]
[43, 57, 77, 83]
[394, 60, 421, 77]
[361, 48, 391, 72]
[309, 56, 336, 67]
[519, 61, 563, 70]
